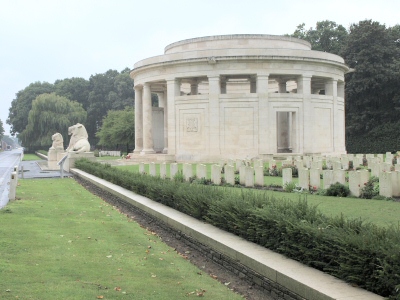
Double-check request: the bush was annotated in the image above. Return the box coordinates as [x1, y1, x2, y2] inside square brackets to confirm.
[325, 182, 350, 197]
[283, 181, 297, 193]
[360, 176, 379, 199]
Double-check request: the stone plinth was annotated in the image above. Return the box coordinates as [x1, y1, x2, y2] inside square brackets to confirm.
[48, 149, 65, 170]
[62, 152, 95, 172]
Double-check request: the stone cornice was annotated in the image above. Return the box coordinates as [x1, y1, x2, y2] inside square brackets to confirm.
[130, 55, 350, 78]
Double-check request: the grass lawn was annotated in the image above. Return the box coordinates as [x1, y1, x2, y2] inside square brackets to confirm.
[0, 179, 242, 300]
[22, 154, 42, 161]
[114, 164, 400, 228]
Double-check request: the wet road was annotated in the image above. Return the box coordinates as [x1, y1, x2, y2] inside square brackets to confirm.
[0, 148, 23, 208]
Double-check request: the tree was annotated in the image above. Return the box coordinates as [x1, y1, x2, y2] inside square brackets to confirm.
[290, 20, 348, 55]
[0, 119, 4, 141]
[7, 82, 55, 135]
[54, 77, 91, 110]
[19, 93, 87, 148]
[96, 107, 134, 154]
[341, 20, 400, 152]
[86, 69, 134, 145]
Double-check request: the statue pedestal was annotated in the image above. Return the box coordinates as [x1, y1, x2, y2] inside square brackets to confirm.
[48, 148, 65, 170]
[62, 152, 95, 172]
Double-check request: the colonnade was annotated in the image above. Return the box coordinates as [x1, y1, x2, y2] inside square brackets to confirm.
[133, 73, 345, 157]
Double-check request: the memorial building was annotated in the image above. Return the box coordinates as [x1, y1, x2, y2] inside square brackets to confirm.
[130, 34, 349, 161]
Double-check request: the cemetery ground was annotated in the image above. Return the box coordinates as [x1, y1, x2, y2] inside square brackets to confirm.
[0, 179, 258, 300]
[114, 163, 400, 228]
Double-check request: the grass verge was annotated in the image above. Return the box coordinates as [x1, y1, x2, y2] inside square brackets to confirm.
[22, 154, 42, 161]
[0, 178, 242, 300]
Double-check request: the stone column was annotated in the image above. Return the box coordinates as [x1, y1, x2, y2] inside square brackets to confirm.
[336, 80, 346, 154]
[166, 79, 180, 155]
[324, 79, 334, 96]
[257, 74, 270, 153]
[299, 75, 311, 153]
[326, 79, 346, 153]
[141, 83, 155, 154]
[157, 91, 168, 153]
[133, 86, 143, 154]
[208, 75, 221, 155]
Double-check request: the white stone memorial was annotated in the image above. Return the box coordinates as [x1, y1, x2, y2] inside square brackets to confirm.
[131, 34, 348, 162]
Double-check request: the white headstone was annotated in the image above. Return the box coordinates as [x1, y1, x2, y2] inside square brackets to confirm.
[183, 163, 193, 181]
[298, 168, 309, 190]
[170, 163, 178, 178]
[245, 166, 254, 187]
[197, 164, 207, 179]
[310, 168, 321, 190]
[139, 162, 145, 174]
[160, 162, 167, 179]
[224, 165, 235, 185]
[211, 164, 222, 185]
[349, 171, 361, 197]
[391, 171, 400, 197]
[323, 170, 334, 189]
[333, 169, 345, 185]
[379, 171, 392, 198]
[282, 168, 293, 186]
[255, 166, 264, 187]
[149, 162, 156, 176]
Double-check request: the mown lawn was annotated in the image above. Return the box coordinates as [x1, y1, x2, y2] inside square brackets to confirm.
[22, 153, 42, 161]
[0, 179, 243, 300]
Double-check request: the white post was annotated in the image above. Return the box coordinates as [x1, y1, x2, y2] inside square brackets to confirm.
[9, 172, 17, 201]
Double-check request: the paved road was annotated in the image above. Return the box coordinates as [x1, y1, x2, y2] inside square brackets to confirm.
[0, 149, 23, 208]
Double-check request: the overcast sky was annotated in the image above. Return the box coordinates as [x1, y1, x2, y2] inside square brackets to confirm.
[1, 0, 399, 136]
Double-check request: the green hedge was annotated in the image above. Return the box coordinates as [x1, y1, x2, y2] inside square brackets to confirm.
[75, 159, 400, 299]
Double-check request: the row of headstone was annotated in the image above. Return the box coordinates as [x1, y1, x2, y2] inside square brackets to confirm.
[99, 150, 121, 157]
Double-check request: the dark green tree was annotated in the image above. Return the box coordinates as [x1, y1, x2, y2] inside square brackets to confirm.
[86, 69, 134, 145]
[54, 77, 91, 110]
[7, 82, 55, 135]
[341, 20, 400, 152]
[19, 93, 87, 148]
[0, 119, 4, 141]
[96, 107, 134, 154]
[290, 20, 348, 55]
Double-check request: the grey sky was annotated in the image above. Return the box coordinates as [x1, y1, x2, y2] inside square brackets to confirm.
[1, 0, 399, 136]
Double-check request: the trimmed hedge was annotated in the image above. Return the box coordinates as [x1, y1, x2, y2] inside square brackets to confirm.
[75, 159, 400, 299]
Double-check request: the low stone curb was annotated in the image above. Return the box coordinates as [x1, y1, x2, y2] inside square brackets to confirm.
[71, 168, 384, 300]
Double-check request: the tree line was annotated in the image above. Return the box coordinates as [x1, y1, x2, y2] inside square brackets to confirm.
[290, 20, 400, 153]
[7, 68, 135, 152]
[6, 19, 400, 154]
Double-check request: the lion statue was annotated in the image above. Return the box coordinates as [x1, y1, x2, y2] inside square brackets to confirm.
[65, 123, 91, 153]
[50, 133, 64, 150]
